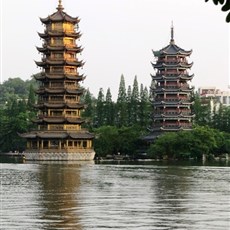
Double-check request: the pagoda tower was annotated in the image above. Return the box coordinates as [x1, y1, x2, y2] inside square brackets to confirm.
[148, 25, 195, 140]
[21, 1, 95, 160]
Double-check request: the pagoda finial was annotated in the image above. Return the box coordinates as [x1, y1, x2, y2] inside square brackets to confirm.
[170, 21, 175, 44]
[57, 0, 64, 11]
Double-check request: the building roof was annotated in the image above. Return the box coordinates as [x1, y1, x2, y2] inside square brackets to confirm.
[38, 31, 81, 39]
[19, 131, 94, 139]
[36, 45, 82, 53]
[40, 1, 80, 24]
[153, 26, 192, 56]
[151, 73, 194, 81]
[35, 72, 85, 81]
[35, 59, 83, 67]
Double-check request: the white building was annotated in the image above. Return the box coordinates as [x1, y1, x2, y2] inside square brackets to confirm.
[198, 87, 230, 107]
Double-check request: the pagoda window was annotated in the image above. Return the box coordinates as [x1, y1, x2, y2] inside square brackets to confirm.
[63, 22, 74, 32]
[65, 95, 76, 102]
[49, 95, 63, 102]
[50, 110, 62, 116]
[50, 82, 63, 88]
[65, 66, 76, 74]
[64, 38, 74, 46]
[83, 141, 87, 148]
[52, 53, 63, 59]
[52, 38, 63, 46]
[49, 125, 63, 131]
[52, 22, 63, 31]
[68, 141, 73, 147]
[50, 140, 59, 148]
[65, 110, 77, 116]
[51, 66, 63, 73]
[65, 52, 75, 60]
[65, 81, 75, 87]
[43, 141, 48, 149]
[64, 124, 80, 130]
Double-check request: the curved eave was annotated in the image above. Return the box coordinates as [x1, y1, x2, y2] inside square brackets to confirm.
[38, 73, 85, 81]
[20, 131, 94, 139]
[66, 60, 84, 67]
[37, 117, 65, 124]
[154, 62, 193, 69]
[152, 101, 193, 105]
[69, 132, 94, 139]
[34, 103, 84, 109]
[35, 88, 65, 94]
[153, 88, 193, 93]
[162, 50, 192, 56]
[151, 74, 194, 81]
[40, 12, 80, 24]
[36, 45, 83, 53]
[67, 103, 84, 109]
[35, 60, 83, 67]
[34, 104, 65, 109]
[66, 118, 85, 124]
[37, 132, 68, 139]
[66, 88, 84, 95]
[153, 44, 192, 56]
[154, 114, 194, 119]
[38, 31, 81, 39]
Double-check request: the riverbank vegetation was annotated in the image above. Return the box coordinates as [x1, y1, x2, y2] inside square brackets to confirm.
[0, 76, 230, 160]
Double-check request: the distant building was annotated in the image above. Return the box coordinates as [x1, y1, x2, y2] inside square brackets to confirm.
[198, 87, 230, 108]
[144, 25, 194, 141]
[20, 1, 95, 160]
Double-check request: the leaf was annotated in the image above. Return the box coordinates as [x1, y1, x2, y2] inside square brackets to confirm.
[213, 0, 219, 4]
[226, 11, 230, 22]
[221, 0, 230, 11]
[218, 0, 225, 4]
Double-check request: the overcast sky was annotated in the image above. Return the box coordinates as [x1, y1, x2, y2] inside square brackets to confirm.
[0, 0, 229, 99]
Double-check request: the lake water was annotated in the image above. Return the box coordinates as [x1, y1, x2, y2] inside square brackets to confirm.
[0, 161, 229, 230]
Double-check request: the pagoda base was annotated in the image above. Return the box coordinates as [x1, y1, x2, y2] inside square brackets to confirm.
[24, 150, 95, 161]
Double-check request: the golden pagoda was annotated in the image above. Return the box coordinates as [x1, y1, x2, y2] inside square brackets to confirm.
[21, 0, 95, 160]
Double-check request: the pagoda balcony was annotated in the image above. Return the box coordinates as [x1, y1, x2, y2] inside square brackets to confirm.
[157, 59, 189, 65]
[44, 70, 79, 76]
[154, 111, 192, 116]
[41, 30, 81, 38]
[42, 57, 79, 62]
[158, 71, 188, 75]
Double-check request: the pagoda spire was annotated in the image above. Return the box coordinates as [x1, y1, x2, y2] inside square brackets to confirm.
[170, 21, 175, 44]
[57, 0, 64, 11]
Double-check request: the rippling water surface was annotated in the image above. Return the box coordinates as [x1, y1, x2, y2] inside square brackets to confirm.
[0, 161, 229, 229]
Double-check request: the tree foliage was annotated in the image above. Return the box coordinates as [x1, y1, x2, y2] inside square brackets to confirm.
[147, 126, 229, 160]
[205, 0, 230, 22]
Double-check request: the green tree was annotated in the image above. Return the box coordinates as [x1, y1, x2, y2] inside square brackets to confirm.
[82, 89, 95, 128]
[193, 93, 212, 126]
[126, 85, 132, 125]
[95, 88, 105, 127]
[205, 0, 230, 22]
[104, 88, 115, 125]
[139, 84, 150, 128]
[94, 126, 119, 157]
[27, 84, 36, 110]
[116, 74, 127, 127]
[130, 76, 140, 124]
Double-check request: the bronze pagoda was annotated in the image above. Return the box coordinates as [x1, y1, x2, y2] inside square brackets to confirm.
[147, 25, 195, 140]
[21, 1, 95, 160]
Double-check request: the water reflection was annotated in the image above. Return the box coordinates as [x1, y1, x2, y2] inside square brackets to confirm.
[1, 162, 229, 230]
[151, 166, 193, 228]
[38, 162, 86, 229]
